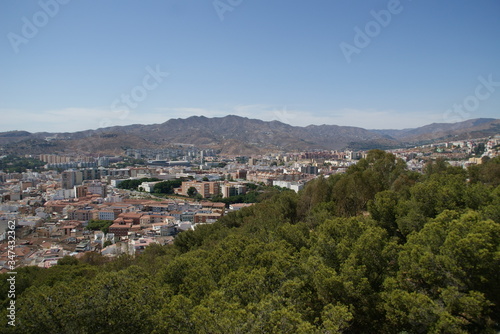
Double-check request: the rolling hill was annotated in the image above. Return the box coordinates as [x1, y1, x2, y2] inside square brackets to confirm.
[1, 116, 499, 155]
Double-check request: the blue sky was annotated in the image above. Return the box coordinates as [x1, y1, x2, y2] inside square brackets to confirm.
[1, 0, 499, 132]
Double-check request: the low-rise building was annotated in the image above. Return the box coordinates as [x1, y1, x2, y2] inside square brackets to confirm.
[194, 212, 222, 224]
[108, 222, 133, 237]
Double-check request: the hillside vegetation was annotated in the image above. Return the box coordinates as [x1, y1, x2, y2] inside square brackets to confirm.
[1, 151, 499, 333]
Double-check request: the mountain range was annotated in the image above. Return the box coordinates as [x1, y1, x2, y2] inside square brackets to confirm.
[1, 116, 499, 156]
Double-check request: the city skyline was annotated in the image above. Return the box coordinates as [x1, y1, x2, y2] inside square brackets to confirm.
[1, 0, 499, 132]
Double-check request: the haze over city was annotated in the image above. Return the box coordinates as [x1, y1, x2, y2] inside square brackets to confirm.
[1, 0, 499, 133]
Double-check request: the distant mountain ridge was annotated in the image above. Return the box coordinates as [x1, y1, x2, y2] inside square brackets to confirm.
[372, 118, 498, 141]
[1, 116, 499, 155]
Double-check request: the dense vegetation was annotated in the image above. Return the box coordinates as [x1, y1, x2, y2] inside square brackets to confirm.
[211, 183, 280, 205]
[118, 178, 185, 195]
[117, 177, 161, 190]
[0, 155, 45, 173]
[112, 157, 146, 168]
[1, 151, 499, 333]
[86, 220, 114, 234]
[153, 179, 184, 194]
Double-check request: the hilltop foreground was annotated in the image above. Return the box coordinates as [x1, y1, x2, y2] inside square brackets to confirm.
[1, 151, 499, 333]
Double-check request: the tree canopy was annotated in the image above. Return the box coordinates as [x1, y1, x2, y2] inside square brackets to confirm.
[1, 152, 499, 333]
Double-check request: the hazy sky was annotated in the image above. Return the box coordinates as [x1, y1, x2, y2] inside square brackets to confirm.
[1, 0, 499, 132]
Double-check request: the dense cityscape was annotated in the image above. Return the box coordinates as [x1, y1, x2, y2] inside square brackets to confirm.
[2, 0, 500, 332]
[1, 130, 499, 332]
[1, 134, 498, 268]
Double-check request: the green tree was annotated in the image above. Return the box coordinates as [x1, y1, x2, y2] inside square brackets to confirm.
[321, 303, 353, 333]
[86, 219, 114, 234]
[153, 179, 183, 194]
[14, 266, 168, 334]
[423, 157, 449, 178]
[57, 256, 79, 266]
[187, 186, 197, 197]
[325, 150, 409, 217]
[117, 179, 142, 190]
[481, 185, 500, 223]
[297, 175, 331, 219]
[0, 155, 45, 173]
[468, 156, 500, 186]
[118, 177, 160, 190]
[152, 295, 195, 334]
[384, 210, 500, 332]
[368, 190, 399, 235]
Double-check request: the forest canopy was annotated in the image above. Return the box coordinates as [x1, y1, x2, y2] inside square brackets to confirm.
[1, 151, 499, 333]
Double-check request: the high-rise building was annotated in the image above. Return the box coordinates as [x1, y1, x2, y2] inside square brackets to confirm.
[61, 168, 100, 189]
[62, 170, 78, 189]
[221, 183, 247, 198]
